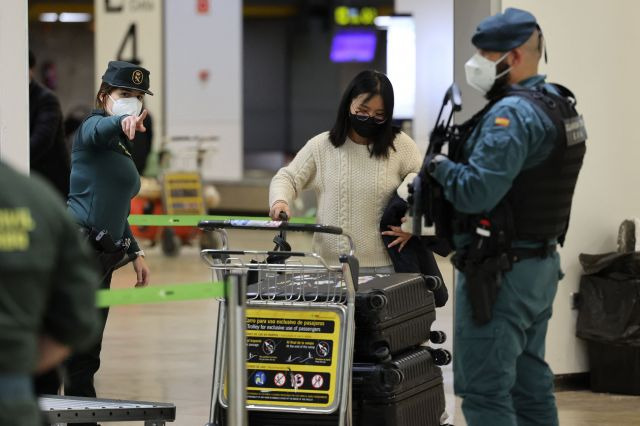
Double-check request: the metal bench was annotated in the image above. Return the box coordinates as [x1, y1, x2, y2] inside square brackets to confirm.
[39, 395, 176, 425]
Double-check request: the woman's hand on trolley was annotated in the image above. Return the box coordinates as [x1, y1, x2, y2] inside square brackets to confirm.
[382, 217, 413, 252]
[269, 200, 291, 221]
[132, 255, 150, 287]
[121, 109, 148, 140]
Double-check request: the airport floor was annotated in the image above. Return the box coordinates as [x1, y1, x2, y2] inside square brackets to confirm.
[98, 230, 640, 425]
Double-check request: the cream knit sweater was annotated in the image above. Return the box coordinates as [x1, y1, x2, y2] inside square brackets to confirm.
[269, 131, 422, 267]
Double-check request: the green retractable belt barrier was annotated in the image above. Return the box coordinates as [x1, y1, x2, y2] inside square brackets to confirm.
[96, 282, 226, 307]
[100, 214, 316, 307]
[127, 214, 316, 227]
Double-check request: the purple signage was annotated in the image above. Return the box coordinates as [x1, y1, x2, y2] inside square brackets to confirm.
[330, 30, 377, 63]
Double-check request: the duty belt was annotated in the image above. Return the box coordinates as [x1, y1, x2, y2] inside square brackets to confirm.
[78, 226, 130, 253]
[509, 244, 557, 263]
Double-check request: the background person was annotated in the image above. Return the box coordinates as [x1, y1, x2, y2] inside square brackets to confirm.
[130, 107, 153, 175]
[28, 50, 70, 199]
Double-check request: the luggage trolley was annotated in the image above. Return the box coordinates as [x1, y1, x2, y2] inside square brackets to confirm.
[198, 220, 359, 426]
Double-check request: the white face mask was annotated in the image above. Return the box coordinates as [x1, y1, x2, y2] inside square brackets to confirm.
[108, 94, 142, 117]
[464, 52, 511, 94]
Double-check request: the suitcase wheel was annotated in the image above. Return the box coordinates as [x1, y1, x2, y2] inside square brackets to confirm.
[429, 330, 447, 344]
[368, 292, 387, 310]
[381, 367, 405, 389]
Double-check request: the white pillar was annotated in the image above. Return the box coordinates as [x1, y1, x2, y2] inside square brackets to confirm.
[165, 0, 243, 181]
[503, 0, 640, 376]
[94, 0, 164, 161]
[453, 0, 501, 122]
[395, 0, 454, 152]
[0, 1, 29, 173]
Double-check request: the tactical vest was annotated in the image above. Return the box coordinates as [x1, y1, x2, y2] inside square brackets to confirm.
[455, 84, 587, 244]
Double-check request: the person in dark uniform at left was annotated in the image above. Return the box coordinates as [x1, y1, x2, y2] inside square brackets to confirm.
[63, 61, 153, 424]
[28, 50, 70, 199]
[0, 159, 100, 426]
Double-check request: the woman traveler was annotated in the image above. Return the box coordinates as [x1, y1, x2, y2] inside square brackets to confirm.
[269, 70, 421, 274]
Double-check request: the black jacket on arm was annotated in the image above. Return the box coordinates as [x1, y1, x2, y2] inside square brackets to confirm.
[381, 193, 449, 307]
[29, 80, 70, 199]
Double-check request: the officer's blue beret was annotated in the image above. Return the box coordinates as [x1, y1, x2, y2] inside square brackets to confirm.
[471, 8, 539, 52]
[101, 61, 153, 95]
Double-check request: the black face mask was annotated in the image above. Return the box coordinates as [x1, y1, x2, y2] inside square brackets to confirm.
[349, 113, 385, 139]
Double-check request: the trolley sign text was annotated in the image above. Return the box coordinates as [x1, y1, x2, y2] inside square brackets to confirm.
[243, 307, 343, 409]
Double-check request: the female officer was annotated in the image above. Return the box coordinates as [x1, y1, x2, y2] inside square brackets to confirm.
[269, 70, 421, 274]
[65, 61, 152, 411]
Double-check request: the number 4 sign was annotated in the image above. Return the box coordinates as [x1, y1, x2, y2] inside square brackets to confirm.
[116, 23, 140, 65]
[95, 0, 162, 85]
[95, 0, 163, 167]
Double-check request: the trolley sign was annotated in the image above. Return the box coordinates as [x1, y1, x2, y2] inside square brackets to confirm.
[311, 374, 324, 389]
[292, 373, 305, 389]
[222, 304, 345, 413]
[162, 172, 205, 215]
[274, 372, 286, 387]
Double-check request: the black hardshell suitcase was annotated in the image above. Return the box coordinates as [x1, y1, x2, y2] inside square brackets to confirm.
[352, 346, 445, 426]
[354, 273, 437, 360]
[220, 410, 339, 426]
[226, 347, 445, 426]
[246, 273, 438, 359]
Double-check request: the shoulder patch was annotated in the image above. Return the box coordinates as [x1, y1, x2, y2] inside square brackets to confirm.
[494, 117, 510, 127]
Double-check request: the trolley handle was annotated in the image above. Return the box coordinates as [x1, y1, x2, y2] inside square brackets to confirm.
[199, 220, 356, 257]
[207, 249, 308, 257]
[198, 220, 343, 235]
[200, 249, 333, 269]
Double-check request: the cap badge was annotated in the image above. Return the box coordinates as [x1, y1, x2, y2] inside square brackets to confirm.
[132, 70, 144, 85]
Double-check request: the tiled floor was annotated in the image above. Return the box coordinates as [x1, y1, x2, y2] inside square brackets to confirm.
[96, 230, 640, 425]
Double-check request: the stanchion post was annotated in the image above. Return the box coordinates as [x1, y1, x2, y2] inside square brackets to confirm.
[340, 257, 357, 426]
[225, 270, 248, 426]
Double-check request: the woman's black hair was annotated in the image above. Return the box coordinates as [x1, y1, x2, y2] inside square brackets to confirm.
[329, 70, 400, 158]
[95, 82, 115, 110]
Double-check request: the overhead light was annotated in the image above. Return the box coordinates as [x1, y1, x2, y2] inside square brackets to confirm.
[373, 16, 393, 28]
[39, 13, 58, 22]
[377, 16, 416, 119]
[58, 12, 92, 23]
[37, 12, 92, 23]
[374, 15, 413, 29]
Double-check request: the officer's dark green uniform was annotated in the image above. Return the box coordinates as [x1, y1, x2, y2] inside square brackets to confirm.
[426, 9, 586, 426]
[68, 60, 153, 259]
[64, 61, 151, 411]
[0, 161, 99, 426]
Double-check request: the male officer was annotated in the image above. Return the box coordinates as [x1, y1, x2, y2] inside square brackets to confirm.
[29, 50, 70, 199]
[424, 8, 586, 426]
[0, 160, 99, 425]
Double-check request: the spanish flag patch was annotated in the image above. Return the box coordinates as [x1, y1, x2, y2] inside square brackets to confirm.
[495, 117, 510, 127]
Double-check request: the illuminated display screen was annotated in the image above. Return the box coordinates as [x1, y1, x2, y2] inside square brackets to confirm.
[374, 15, 416, 119]
[330, 30, 377, 63]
